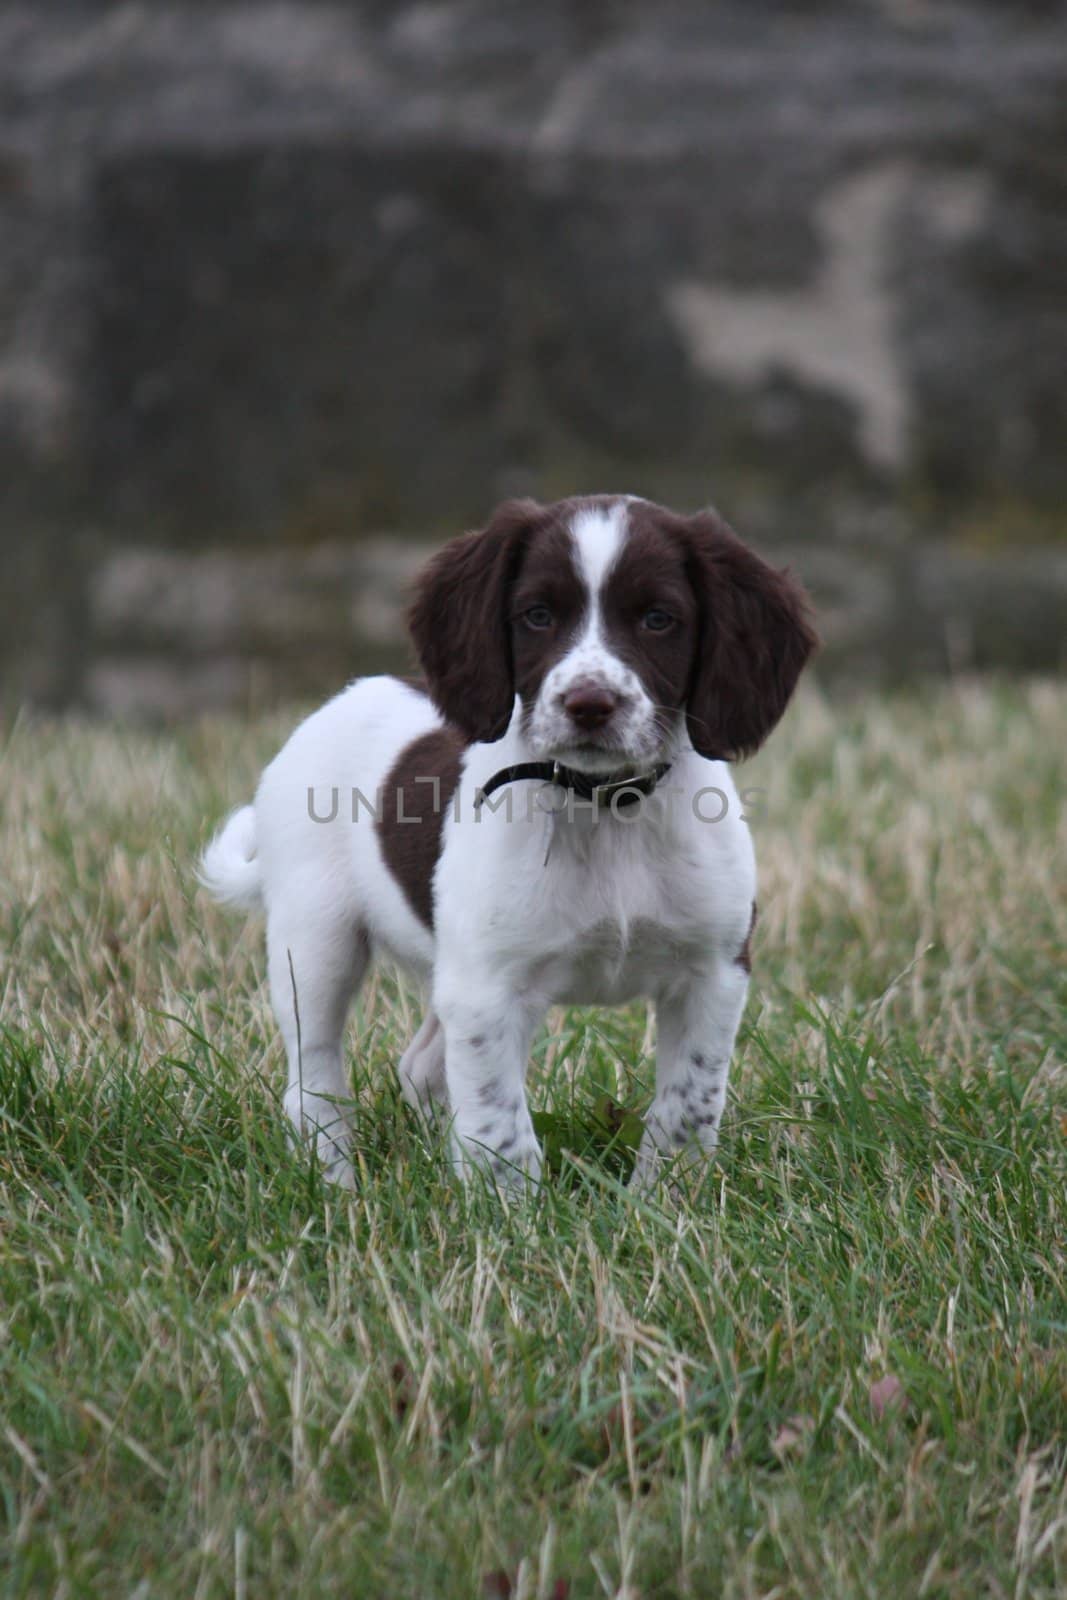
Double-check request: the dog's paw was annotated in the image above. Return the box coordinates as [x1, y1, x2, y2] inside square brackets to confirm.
[629, 1139, 712, 1201]
[452, 1130, 543, 1195]
[283, 1086, 356, 1189]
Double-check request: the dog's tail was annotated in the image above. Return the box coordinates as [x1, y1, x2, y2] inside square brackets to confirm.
[198, 805, 262, 910]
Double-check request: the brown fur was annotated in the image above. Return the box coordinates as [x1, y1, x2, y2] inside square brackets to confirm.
[599, 502, 701, 724]
[407, 498, 548, 742]
[510, 510, 601, 722]
[675, 508, 818, 760]
[736, 900, 759, 974]
[376, 726, 467, 928]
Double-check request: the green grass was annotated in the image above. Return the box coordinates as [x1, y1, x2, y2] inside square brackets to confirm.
[1, 680, 1065, 1598]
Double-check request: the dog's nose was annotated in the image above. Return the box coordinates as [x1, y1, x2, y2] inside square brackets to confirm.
[562, 681, 619, 731]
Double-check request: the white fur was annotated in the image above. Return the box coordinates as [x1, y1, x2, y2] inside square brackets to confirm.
[571, 501, 625, 603]
[200, 512, 758, 1193]
[199, 805, 262, 908]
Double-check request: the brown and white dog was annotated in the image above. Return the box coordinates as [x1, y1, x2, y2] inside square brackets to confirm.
[201, 495, 816, 1191]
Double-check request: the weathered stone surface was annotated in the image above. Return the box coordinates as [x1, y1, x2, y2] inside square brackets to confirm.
[86, 536, 434, 715]
[906, 547, 1067, 674]
[2, 1, 1066, 707]
[86, 531, 1067, 720]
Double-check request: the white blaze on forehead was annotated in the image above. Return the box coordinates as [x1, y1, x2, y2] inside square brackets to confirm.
[568, 502, 629, 641]
[527, 497, 663, 766]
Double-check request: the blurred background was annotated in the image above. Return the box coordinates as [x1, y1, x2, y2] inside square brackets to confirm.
[3, 0, 1066, 719]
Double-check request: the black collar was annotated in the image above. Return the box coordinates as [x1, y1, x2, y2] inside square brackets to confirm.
[476, 759, 672, 812]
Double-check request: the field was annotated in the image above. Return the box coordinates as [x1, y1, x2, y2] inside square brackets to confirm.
[1, 679, 1064, 1598]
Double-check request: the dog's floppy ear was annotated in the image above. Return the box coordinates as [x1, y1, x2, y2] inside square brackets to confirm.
[681, 509, 818, 761]
[408, 499, 543, 742]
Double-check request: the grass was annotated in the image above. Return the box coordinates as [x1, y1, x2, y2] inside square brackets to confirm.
[0, 677, 1065, 1599]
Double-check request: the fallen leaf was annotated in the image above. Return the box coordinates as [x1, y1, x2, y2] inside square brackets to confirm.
[594, 1096, 645, 1149]
[389, 1359, 415, 1421]
[869, 1374, 906, 1420]
[771, 1414, 814, 1457]
[597, 1401, 625, 1459]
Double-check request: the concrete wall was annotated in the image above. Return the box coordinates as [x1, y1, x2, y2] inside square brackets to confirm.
[3, 1, 1066, 714]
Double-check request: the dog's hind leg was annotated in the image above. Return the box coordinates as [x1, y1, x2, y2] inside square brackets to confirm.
[267, 908, 369, 1189]
[397, 1010, 449, 1114]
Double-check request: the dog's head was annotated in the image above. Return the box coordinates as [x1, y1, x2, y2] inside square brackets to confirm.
[408, 495, 817, 768]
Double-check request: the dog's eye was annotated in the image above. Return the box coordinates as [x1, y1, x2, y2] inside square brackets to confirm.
[523, 605, 554, 630]
[642, 609, 674, 633]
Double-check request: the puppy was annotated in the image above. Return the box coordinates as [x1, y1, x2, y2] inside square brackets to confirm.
[200, 495, 816, 1190]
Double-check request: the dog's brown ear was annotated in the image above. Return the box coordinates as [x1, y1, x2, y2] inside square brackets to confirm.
[681, 509, 818, 761]
[408, 499, 543, 742]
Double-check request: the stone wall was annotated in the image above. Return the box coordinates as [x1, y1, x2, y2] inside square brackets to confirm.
[3, 1, 1066, 714]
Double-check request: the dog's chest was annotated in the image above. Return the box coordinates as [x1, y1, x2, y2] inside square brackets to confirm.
[529, 915, 699, 1004]
[498, 845, 718, 1004]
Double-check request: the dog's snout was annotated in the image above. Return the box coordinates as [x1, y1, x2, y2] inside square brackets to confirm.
[562, 680, 620, 731]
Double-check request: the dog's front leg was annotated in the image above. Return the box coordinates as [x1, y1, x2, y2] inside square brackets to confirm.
[434, 975, 544, 1190]
[632, 957, 750, 1191]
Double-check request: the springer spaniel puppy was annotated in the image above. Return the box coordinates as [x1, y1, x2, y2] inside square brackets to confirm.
[201, 495, 816, 1191]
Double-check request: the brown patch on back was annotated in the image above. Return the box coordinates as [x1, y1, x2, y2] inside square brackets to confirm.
[377, 726, 467, 928]
[736, 900, 758, 974]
